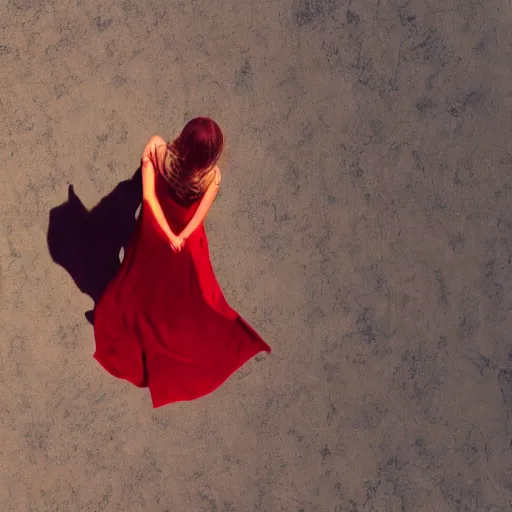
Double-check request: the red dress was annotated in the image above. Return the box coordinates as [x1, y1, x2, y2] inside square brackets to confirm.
[93, 171, 271, 407]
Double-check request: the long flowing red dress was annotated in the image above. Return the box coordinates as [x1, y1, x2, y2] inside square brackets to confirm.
[93, 171, 271, 407]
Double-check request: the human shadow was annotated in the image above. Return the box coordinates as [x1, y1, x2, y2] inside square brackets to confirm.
[47, 168, 142, 324]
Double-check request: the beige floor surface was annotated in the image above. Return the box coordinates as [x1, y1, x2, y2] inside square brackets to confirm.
[1, 0, 512, 510]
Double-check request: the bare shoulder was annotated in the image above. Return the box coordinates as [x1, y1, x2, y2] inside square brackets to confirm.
[150, 135, 167, 146]
[153, 137, 168, 173]
[214, 165, 221, 185]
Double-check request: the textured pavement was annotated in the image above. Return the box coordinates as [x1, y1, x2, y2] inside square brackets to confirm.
[1, 0, 512, 511]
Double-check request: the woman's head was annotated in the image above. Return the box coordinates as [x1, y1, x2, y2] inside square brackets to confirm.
[173, 117, 224, 173]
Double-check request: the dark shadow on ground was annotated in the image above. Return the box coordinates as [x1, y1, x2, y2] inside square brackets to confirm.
[47, 168, 142, 324]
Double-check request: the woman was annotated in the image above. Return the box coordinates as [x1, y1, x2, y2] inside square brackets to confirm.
[93, 117, 271, 408]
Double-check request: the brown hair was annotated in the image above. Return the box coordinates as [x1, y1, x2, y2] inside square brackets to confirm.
[162, 117, 224, 202]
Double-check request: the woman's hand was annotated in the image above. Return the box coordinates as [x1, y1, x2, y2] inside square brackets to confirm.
[170, 235, 185, 253]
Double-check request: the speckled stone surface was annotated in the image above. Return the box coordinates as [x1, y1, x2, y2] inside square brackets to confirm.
[1, 0, 512, 510]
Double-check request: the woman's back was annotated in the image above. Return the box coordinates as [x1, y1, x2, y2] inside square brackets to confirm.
[154, 169, 201, 234]
[150, 136, 221, 236]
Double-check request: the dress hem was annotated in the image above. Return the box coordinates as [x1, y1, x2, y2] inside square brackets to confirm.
[149, 345, 271, 408]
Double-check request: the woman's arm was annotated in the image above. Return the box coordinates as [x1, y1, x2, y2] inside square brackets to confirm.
[141, 156, 183, 250]
[179, 169, 221, 240]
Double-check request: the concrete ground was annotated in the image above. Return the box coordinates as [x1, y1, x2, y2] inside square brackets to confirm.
[1, 0, 511, 510]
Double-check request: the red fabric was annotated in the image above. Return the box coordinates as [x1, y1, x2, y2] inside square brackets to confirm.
[93, 173, 271, 407]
